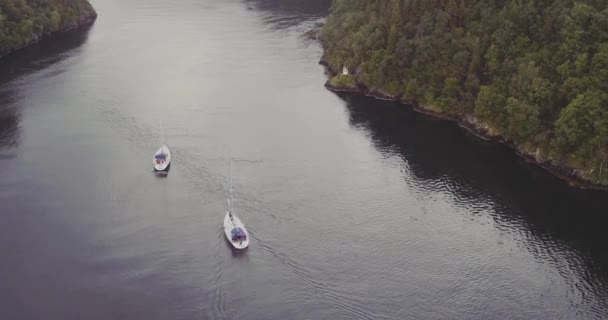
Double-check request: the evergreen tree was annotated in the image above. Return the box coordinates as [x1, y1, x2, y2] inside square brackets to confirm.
[0, 0, 96, 56]
[322, 0, 608, 183]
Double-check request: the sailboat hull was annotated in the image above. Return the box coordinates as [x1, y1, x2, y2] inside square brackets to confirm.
[224, 211, 249, 249]
[153, 144, 171, 171]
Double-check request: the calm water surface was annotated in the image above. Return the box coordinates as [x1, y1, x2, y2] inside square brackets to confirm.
[1, 0, 607, 319]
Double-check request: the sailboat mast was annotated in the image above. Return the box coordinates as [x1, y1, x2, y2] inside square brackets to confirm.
[227, 157, 234, 213]
[160, 117, 164, 145]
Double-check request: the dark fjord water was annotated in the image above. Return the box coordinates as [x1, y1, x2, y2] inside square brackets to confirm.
[1, 0, 607, 319]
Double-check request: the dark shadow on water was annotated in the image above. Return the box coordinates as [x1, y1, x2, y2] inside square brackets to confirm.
[222, 234, 250, 259]
[0, 25, 93, 85]
[0, 90, 19, 150]
[244, 0, 330, 29]
[0, 26, 93, 151]
[244, 0, 329, 15]
[154, 164, 171, 177]
[339, 93, 608, 294]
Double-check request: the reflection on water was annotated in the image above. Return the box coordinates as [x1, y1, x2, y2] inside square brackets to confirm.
[245, 0, 329, 28]
[341, 94, 608, 309]
[1, 0, 607, 318]
[0, 27, 92, 151]
[245, 0, 329, 15]
[0, 26, 92, 84]
[0, 90, 19, 150]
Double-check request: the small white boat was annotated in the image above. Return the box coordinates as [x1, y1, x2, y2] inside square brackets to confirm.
[153, 144, 171, 171]
[153, 117, 171, 172]
[223, 159, 249, 249]
[224, 210, 249, 249]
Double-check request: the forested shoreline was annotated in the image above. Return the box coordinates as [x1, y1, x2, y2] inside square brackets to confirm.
[0, 0, 97, 57]
[321, 0, 608, 188]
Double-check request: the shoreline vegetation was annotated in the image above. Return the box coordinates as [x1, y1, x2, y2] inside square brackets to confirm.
[319, 0, 608, 191]
[0, 0, 97, 58]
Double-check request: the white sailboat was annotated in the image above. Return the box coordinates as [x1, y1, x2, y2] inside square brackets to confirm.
[153, 118, 171, 172]
[223, 159, 249, 249]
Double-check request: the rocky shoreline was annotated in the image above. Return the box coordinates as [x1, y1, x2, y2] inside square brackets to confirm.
[320, 56, 608, 192]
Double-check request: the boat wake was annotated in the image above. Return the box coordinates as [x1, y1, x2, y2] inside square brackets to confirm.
[253, 234, 379, 320]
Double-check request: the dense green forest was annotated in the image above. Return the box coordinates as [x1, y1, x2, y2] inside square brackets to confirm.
[0, 0, 96, 56]
[322, 0, 608, 185]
